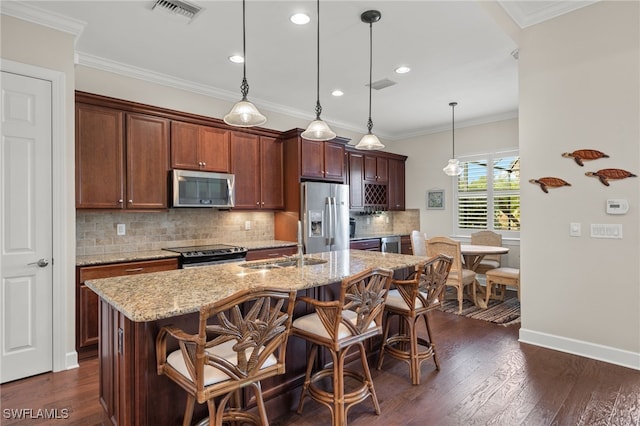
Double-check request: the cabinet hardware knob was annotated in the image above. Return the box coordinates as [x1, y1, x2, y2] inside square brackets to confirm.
[202, 162, 206, 166]
[128, 200, 133, 203]
[118, 199, 123, 203]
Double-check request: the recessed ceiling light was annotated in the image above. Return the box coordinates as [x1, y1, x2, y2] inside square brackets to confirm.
[331, 90, 344, 97]
[394, 66, 411, 74]
[290, 13, 310, 25]
[229, 55, 244, 64]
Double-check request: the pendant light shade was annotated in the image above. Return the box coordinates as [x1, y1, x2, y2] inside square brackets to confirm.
[224, 0, 266, 128]
[355, 10, 384, 151]
[443, 101, 462, 176]
[301, 0, 336, 141]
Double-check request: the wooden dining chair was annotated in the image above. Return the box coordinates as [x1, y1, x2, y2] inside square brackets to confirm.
[426, 236, 478, 313]
[470, 230, 503, 274]
[156, 287, 297, 426]
[410, 230, 427, 256]
[377, 254, 453, 385]
[291, 267, 394, 426]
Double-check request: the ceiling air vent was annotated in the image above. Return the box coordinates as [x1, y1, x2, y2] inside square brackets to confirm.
[367, 78, 396, 91]
[152, 0, 202, 22]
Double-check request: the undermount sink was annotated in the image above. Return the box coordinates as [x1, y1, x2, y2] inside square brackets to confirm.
[241, 257, 327, 270]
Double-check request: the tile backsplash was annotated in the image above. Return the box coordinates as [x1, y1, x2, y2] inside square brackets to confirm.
[76, 208, 420, 256]
[76, 210, 275, 256]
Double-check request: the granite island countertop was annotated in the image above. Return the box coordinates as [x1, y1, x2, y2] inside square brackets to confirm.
[85, 249, 425, 323]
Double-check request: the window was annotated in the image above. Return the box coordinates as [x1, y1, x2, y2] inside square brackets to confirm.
[454, 150, 520, 237]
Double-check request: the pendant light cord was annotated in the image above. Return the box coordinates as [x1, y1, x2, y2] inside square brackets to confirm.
[450, 101, 457, 157]
[366, 20, 373, 134]
[314, 0, 322, 119]
[240, 0, 249, 100]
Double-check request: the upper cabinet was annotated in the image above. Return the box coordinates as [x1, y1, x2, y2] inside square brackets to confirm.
[231, 132, 284, 210]
[300, 138, 346, 182]
[76, 99, 169, 210]
[171, 121, 230, 173]
[364, 155, 388, 183]
[345, 147, 407, 211]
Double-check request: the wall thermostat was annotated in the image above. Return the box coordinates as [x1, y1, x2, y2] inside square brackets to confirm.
[606, 199, 629, 215]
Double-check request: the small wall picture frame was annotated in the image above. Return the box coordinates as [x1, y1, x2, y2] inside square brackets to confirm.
[427, 189, 445, 210]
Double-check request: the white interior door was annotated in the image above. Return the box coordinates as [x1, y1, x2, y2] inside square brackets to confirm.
[1, 71, 53, 383]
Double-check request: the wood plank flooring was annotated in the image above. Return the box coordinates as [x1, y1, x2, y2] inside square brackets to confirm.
[2, 309, 638, 425]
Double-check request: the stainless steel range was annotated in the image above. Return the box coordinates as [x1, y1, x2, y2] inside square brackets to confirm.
[163, 244, 247, 268]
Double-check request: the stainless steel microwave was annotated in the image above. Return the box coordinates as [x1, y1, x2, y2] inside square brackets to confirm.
[171, 170, 235, 208]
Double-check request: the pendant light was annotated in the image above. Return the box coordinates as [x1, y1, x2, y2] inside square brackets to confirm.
[355, 10, 384, 151]
[301, 0, 336, 141]
[443, 101, 462, 176]
[224, 0, 266, 127]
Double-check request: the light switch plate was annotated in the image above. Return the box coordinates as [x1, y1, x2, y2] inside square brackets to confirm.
[569, 222, 581, 237]
[590, 223, 623, 239]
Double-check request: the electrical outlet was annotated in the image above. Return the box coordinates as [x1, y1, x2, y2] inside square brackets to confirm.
[569, 222, 581, 237]
[366, 218, 371, 225]
[117, 223, 126, 236]
[244, 221, 251, 230]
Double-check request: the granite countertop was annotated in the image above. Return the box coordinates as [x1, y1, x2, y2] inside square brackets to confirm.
[76, 240, 296, 266]
[85, 249, 425, 323]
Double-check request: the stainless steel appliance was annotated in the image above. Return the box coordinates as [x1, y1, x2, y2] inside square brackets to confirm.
[172, 169, 235, 208]
[163, 244, 247, 268]
[381, 236, 401, 253]
[301, 182, 350, 253]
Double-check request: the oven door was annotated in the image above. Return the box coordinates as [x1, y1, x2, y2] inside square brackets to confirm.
[181, 257, 245, 268]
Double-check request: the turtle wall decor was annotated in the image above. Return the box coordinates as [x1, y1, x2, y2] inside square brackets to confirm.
[529, 177, 571, 193]
[561, 149, 609, 166]
[585, 168, 637, 186]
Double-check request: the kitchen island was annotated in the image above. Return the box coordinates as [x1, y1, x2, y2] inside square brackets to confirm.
[86, 249, 425, 426]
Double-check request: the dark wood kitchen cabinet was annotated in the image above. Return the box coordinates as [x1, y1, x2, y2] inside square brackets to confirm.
[75, 258, 178, 359]
[388, 157, 406, 211]
[230, 132, 284, 210]
[300, 138, 346, 181]
[245, 246, 297, 261]
[348, 151, 365, 209]
[171, 121, 231, 172]
[76, 101, 170, 210]
[364, 154, 388, 183]
[350, 238, 381, 251]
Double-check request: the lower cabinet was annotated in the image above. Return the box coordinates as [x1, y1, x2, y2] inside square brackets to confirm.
[350, 239, 381, 251]
[76, 258, 178, 359]
[245, 246, 297, 261]
[401, 235, 412, 255]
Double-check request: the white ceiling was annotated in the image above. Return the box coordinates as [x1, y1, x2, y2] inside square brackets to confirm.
[3, 1, 597, 140]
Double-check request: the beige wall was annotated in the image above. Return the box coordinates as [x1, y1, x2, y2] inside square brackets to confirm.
[518, 1, 639, 365]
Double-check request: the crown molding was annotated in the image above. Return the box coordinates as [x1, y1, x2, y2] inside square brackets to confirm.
[0, 1, 85, 42]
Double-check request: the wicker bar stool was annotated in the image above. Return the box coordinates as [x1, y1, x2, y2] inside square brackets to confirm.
[156, 287, 297, 426]
[377, 254, 453, 385]
[291, 267, 394, 426]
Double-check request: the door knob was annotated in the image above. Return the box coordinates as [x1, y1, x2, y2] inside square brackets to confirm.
[28, 258, 49, 267]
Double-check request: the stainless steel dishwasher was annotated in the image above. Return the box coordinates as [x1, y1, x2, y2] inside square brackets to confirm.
[380, 236, 401, 253]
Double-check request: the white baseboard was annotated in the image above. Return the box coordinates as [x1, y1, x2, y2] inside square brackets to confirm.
[519, 328, 640, 371]
[64, 351, 79, 371]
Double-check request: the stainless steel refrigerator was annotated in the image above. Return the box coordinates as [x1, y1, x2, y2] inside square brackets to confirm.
[301, 182, 350, 253]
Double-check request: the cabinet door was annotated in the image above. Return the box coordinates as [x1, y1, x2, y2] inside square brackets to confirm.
[323, 141, 345, 181]
[260, 136, 284, 209]
[126, 113, 170, 209]
[376, 157, 389, 182]
[76, 104, 124, 208]
[231, 132, 261, 209]
[364, 155, 378, 182]
[348, 152, 365, 209]
[388, 158, 405, 211]
[300, 139, 324, 179]
[170, 121, 199, 170]
[199, 126, 231, 173]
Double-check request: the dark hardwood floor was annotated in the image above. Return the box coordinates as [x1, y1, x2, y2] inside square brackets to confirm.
[2, 309, 638, 425]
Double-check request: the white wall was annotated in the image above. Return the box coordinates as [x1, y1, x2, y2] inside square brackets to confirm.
[518, 1, 639, 368]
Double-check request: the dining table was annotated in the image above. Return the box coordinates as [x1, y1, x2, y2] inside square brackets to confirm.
[460, 244, 509, 308]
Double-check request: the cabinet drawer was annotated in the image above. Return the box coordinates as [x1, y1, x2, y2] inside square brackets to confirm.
[246, 246, 297, 261]
[79, 258, 178, 282]
[350, 239, 381, 251]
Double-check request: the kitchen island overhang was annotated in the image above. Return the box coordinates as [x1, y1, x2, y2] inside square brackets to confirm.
[86, 249, 426, 425]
